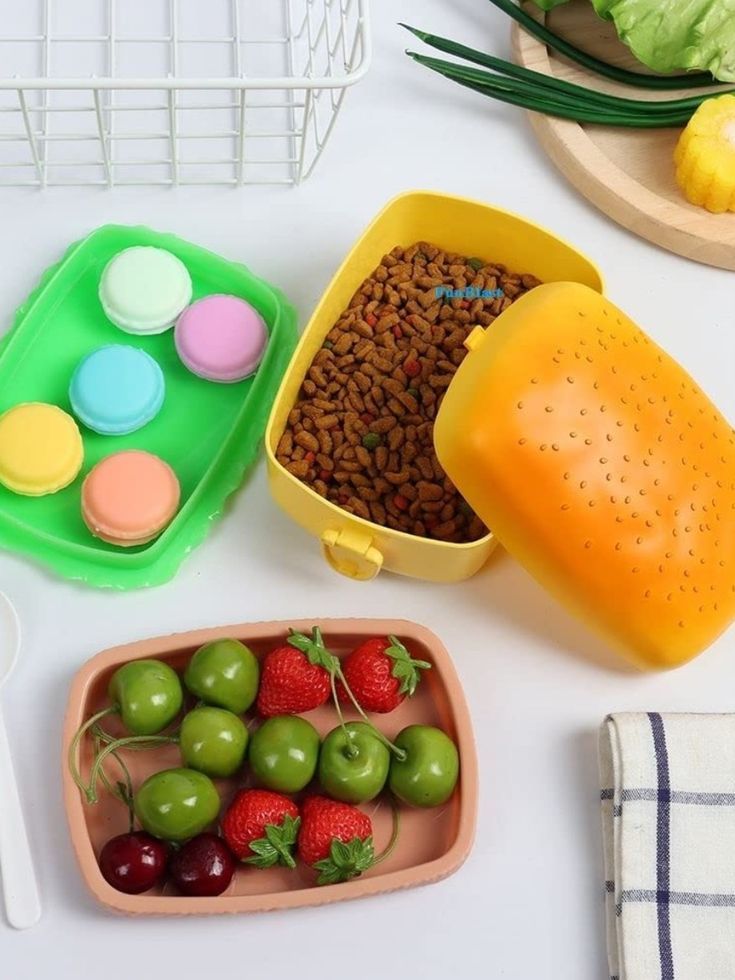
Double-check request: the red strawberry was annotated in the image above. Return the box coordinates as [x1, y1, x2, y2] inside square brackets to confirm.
[256, 627, 338, 717]
[221, 789, 300, 868]
[298, 796, 374, 884]
[337, 635, 431, 714]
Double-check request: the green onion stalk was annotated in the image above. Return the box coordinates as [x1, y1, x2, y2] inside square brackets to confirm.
[404, 39, 733, 128]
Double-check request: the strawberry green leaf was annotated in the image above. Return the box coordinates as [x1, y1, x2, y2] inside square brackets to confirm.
[244, 814, 300, 869]
[312, 835, 375, 885]
[385, 635, 432, 697]
[287, 626, 340, 675]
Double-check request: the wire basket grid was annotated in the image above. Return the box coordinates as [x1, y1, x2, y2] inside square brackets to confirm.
[0, 0, 371, 187]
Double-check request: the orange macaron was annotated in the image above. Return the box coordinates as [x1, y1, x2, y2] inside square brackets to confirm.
[82, 451, 180, 547]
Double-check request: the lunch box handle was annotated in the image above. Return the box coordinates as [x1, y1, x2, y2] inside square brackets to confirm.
[320, 528, 383, 581]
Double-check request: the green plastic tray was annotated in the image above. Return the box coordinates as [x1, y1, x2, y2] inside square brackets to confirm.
[0, 225, 297, 589]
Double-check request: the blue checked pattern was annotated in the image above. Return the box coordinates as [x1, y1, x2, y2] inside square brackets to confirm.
[600, 713, 735, 980]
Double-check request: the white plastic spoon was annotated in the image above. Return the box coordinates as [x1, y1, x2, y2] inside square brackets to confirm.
[0, 592, 41, 929]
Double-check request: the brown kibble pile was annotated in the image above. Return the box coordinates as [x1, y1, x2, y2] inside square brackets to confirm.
[277, 241, 542, 542]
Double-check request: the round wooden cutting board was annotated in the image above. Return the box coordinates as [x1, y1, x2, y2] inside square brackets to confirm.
[512, 0, 735, 271]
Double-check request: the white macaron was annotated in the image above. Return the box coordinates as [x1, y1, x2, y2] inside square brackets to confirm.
[100, 246, 193, 335]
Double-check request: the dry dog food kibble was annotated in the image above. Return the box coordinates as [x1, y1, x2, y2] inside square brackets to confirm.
[277, 242, 541, 542]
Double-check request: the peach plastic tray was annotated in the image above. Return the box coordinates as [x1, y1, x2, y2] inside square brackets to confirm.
[62, 618, 478, 916]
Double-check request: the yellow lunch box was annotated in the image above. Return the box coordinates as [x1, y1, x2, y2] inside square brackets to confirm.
[265, 190, 604, 583]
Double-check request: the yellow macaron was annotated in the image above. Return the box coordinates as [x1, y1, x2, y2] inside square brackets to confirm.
[0, 402, 84, 496]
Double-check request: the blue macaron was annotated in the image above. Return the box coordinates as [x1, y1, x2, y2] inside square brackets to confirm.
[69, 345, 165, 436]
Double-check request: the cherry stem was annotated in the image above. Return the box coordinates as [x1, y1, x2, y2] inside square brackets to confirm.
[373, 798, 401, 867]
[332, 663, 407, 762]
[292, 626, 408, 762]
[68, 705, 118, 797]
[92, 731, 112, 795]
[329, 671, 359, 759]
[93, 725, 182, 748]
[92, 725, 135, 832]
[86, 735, 177, 804]
[308, 625, 407, 762]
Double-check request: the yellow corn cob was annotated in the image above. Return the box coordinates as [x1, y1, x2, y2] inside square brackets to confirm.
[674, 94, 735, 214]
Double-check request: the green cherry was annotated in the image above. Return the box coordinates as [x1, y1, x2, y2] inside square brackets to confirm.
[318, 722, 390, 804]
[108, 659, 183, 736]
[134, 768, 220, 842]
[248, 715, 320, 793]
[184, 639, 260, 715]
[388, 725, 459, 808]
[179, 706, 248, 778]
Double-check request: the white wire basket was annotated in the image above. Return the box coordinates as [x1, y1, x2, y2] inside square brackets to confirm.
[0, 0, 371, 187]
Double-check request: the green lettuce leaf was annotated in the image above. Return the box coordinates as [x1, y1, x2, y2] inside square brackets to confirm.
[594, 0, 735, 80]
[528, 0, 735, 80]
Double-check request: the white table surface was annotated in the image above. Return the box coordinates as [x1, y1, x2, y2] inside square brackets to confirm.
[1, 2, 734, 977]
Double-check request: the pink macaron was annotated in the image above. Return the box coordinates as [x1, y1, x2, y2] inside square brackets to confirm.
[174, 294, 268, 383]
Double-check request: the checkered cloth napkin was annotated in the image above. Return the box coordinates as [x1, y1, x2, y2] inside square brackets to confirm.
[600, 713, 735, 980]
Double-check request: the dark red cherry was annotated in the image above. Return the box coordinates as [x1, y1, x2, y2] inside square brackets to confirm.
[99, 831, 168, 894]
[169, 833, 235, 897]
